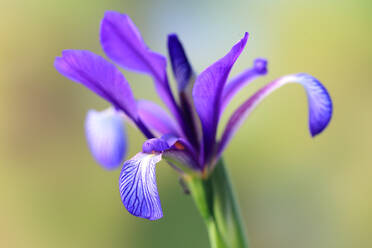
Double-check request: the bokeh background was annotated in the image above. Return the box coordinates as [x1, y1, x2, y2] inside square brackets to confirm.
[1, 0, 371, 247]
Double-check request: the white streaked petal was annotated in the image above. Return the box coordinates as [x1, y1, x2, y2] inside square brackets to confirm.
[119, 153, 163, 220]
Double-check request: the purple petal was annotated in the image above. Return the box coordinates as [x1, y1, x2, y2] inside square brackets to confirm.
[55, 50, 137, 119]
[161, 134, 197, 156]
[218, 73, 333, 155]
[119, 153, 163, 220]
[142, 138, 170, 154]
[100, 11, 183, 129]
[154, 135, 199, 171]
[163, 148, 200, 172]
[192, 33, 248, 164]
[137, 100, 182, 136]
[167, 34, 200, 148]
[100, 11, 166, 81]
[85, 109, 127, 170]
[141, 136, 200, 171]
[221, 58, 268, 111]
[167, 34, 193, 91]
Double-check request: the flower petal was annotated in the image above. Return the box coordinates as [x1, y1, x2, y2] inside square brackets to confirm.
[167, 34, 201, 148]
[55, 50, 137, 119]
[100, 11, 166, 81]
[218, 73, 333, 155]
[137, 100, 181, 136]
[167, 34, 193, 91]
[192, 33, 248, 164]
[221, 58, 268, 111]
[119, 153, 163, 220]
[142, 138, 170, 154]
[85, 109, 127, 170]
[100, 11, 183, 130]
[162, 148, 200, 172]
[161, 135, 200, 171]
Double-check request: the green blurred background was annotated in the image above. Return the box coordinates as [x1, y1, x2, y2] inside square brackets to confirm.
[1, 0, 371, 247]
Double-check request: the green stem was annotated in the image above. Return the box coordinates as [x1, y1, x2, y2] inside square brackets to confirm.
[186, 158, 249, 248]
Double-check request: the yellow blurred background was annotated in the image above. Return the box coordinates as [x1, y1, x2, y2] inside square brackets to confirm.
[1, 0, 371, 247]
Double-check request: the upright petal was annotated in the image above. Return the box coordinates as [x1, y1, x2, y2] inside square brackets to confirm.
[168, 34, 201, 149]
[167, 34, 193, 91]
[192, 33, 248, 164]
[55, 50, 137, 119]
[137, 100, 182, 136]
[100, 11, 166, 81]
[119, 153, 163, 220]
[218, 73, 333, 156]
[85, 109, 127, 170]
[221, 58, 268, 111]
[100, 11, 183, 130]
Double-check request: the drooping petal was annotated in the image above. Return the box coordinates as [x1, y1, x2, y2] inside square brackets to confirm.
[100, 11, 183, 127]
[55, 50, 137, 119]
[119, 153, 163, 220]
[137, 100, 181, 136]
[55, 50, 154, 138]
[119, 135, 200, 220]
[85, 109, 127, 170]
[192, 33, 248, 164]
[221, 58, 268, 111]
[167, 34, 193, 92]
[218, 73, 333, 155]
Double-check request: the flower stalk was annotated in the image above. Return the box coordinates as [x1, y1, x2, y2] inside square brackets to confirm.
[186, 158, 248, 248]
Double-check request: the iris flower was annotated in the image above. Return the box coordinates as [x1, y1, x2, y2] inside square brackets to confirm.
[55, 11, 332, 223]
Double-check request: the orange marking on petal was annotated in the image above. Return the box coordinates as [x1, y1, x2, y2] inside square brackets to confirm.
[174, 142, 185, 150]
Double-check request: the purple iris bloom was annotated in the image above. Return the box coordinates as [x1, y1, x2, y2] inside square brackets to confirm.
[55, 11, 332, 221]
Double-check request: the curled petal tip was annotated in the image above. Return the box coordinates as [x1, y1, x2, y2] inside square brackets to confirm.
[253, 58, 268, 74]
[85, 109, 127, 170]
[221, 57, 269, 111]
[296, 74, 333, 137]
[218, 73, 333, 156]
